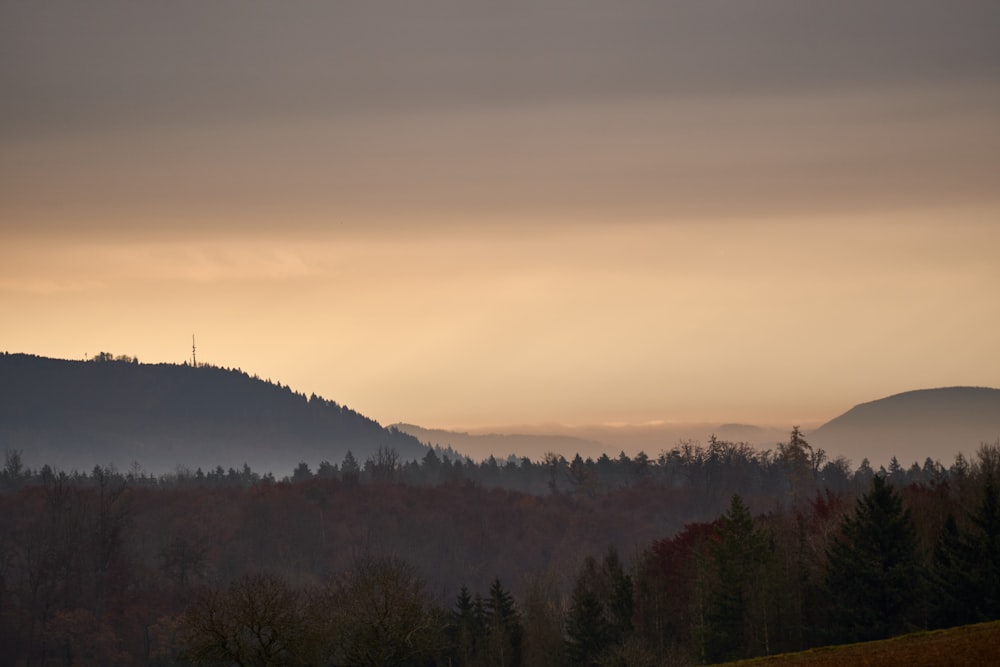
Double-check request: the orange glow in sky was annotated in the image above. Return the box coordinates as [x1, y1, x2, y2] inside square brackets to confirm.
[3, 2, 999, 433]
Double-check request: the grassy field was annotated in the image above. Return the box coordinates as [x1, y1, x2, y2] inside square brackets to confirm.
[721, 621, 1000, 666]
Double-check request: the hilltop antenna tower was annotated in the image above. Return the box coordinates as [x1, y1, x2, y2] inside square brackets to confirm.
[191, 334, 197, 368]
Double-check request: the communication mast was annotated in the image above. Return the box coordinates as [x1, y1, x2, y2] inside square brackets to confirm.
[191, 334, 197, 368]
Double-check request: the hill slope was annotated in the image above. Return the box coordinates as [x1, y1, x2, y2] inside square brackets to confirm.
[0, 353, 426, 475]
[808, 387, 1000, 468]
[724, 620, 1000, 667]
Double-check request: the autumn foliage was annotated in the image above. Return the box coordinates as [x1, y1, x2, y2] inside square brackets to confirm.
[1, 435, 999, 665]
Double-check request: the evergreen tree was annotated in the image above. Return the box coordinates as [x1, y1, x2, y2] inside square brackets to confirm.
[485, 578, 523, 667]
[777, 427, 824, 506]
[930, 514, 977, 628]
[565, 585, 609, 666]
[564, 548, 634, 666]
[604, 550, 635, 644]
[291, 461, 312, 482]
[968, 473, 1000, 618]
[450, 585, 485, 665]
[824, 474, 924, 643]
[933, 474, 1000, 626]
[701, 494, 774, 662]
[341, 450, 360, 484]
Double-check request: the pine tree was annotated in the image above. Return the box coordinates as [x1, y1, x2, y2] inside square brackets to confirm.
[701, 494, 774, 662]
[824, 475, 924, 643]
[930, 514, 977, 628]
[485, 578, 522, 666]
[604, 549, 634, 644]
[565, 579, 609, 666]
[565, 548, 635, 666]
[968, 473, 1000, 619]
[341, 450, 360, 484]
[933, 474, 1000, 626]
[451, 585, 485, 665]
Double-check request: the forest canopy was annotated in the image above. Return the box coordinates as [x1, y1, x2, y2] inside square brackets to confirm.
[2, 433, 999, 665]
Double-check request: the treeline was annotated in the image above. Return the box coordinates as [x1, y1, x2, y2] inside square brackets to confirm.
[1, 435, 999, 665]
[161, 464, 1000, 667]
[2, 425, 970, 501]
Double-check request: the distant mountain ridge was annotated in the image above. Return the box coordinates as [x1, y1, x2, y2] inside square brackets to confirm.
[391, 423, 609, 461]
[808, 387, 1000, 467]
[0, 353, 426, 475]
[3, 352, 994, 474]
[399, 388, 1000, 468]
[394, 422, 794, 461]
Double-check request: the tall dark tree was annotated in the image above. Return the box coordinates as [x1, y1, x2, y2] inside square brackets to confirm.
[778, 427, 819, 506]
[341, 450, 360, 484]
[968, 473, 1000, 618]
[933, 474, 1000, 626]
[2, 448, 25, 491]
[930, 514, 977, 628]
[565, 547, 634, 666]
[824, 474, 924, 643]
[90, 466, 131, 620]
[701, 494, 774, 663]
[291, 461, 312, 482]
[485, 577, 523, 667]
[449, 585, 486, 666]
[565, 584, 608, 667]
[634, 521, 718, 664]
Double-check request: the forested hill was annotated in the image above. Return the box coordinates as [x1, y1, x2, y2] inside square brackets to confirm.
[0, 352, 426, 475]
[808, 386, 1000, 466]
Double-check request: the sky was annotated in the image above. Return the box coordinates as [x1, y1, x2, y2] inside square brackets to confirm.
[3, 1, 999, 434]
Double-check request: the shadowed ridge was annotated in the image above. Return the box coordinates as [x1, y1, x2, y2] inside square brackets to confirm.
[808, 386, 1000, 467]
[0, 352, 426, 475]
[818, 387, 1000, 427]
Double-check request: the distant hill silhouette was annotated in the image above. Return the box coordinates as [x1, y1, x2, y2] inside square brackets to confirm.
[0, 353, 426, 475]
[808, 387, 1000, 468]
[391, 423, 609, 461]
[394, 422, 794, 461]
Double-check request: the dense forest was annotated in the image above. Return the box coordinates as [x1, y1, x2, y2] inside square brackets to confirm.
[2, 429, 999, 666]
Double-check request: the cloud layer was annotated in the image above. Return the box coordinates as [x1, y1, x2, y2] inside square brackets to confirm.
[3, 2, 999, 437]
